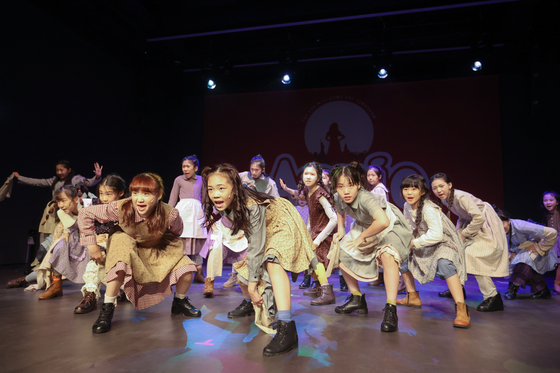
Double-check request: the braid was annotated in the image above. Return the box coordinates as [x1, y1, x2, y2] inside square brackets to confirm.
[448, 187, 455, 209]
[413, 197, 426, 237]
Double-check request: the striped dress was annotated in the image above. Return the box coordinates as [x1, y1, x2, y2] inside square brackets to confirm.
[443, 190, 509, 277]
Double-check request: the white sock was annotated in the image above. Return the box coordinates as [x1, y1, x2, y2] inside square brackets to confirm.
[104, 295, 117, 305]
[174, 292, 186, 299]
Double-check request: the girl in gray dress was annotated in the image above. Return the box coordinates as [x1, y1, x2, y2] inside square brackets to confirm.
[330, 162, 413, 332]
[398, 175, 470, 328]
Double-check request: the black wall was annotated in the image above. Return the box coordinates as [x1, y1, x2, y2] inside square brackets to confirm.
[0, 1, 558, 265]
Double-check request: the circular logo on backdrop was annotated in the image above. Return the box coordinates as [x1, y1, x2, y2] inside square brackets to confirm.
[304, 100, 374, 163]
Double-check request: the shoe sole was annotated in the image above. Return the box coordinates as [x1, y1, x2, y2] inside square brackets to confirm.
[171, 308, 202, 317]
[476, 307, 504, 312]
[92, 327, 111, 334]
[227, 312, 254, 319]
[310, 301, 336, 306]
[335, 309, 368, 314]
[453, 324, 470, 329]
[74, 305, 97, 314]
[39, 293, 62, 300]
[380, 327, 397, 332]
[397, 304, 422, 309]
[263, 343, 298, 357]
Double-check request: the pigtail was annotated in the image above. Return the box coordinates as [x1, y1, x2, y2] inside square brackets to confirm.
[448, 187, 455, 209]
[414, 197, 426, 237]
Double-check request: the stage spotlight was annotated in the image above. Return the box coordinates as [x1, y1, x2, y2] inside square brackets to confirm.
[281, 74, 291, 85]
[377, 68, 388, 79]
[207, 79, 216, 89]
[471, 61, 482, 71]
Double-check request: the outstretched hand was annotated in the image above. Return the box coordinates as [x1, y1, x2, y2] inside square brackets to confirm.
[279, 178, 288, 191]
[93, 163, 103, 179]
[12, 172, 20, 178]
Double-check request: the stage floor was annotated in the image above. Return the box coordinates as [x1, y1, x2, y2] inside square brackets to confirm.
[1, 266, 559, 373]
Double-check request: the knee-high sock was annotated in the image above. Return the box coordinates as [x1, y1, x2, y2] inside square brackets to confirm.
[81, 260, 103, 298]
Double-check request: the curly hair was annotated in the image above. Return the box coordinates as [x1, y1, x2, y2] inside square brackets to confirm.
[202, 164, 274, 236]
[430, 173, 455, 210]
[401, 174, 430, 237]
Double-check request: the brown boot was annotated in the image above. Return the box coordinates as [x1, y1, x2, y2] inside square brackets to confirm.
[396, 291, 422, 308]
[194, 266, 205, 284]
[454, 302, 470, 328]
[303, 281, 320, 297]
[311, 284, 335, 306]
[7, 276, 28, 288]
[368, 272, 384, 286]
[204, 277, 214, 298]
[75, 291, 97, 314]
[39, 278, 63, 300]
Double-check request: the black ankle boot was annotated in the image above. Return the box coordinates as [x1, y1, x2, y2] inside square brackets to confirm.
[335, 294, 368, 314]
[339, 275, 348, 292]
[299, 275, 311, 289]
[381, 303, 398, 332]
[532, 287, 552, 299]
[439, 286, 467, 299]
[263, 320, 298, 357]
[476, 292, 504, 312]
[505, 282, 519, 300]
[227, 299, 254, 318]
[171, 297, 202, 317]
[92, 303, 115, 334]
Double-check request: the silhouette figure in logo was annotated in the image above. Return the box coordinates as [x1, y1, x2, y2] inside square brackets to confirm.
[325, 122, 345, 163]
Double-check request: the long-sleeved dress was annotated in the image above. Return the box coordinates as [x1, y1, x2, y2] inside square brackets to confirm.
[78, 198, 196, 310]
[239, 172, 279, 196]
[234, 196, 317, 331]
[508, 219, 557, 276]
[443, 190, 509, 277]
[544, 211, 560, 264]
[168, 175, 207, 255]
[403, 200, 467, 284]
[332, 189, 413, 281]
[299, 186, 337, 268]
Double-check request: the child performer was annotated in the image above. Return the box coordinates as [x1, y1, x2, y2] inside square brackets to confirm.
[294, 198, 313, 289]
[542, 191, 560, 293]
[330, 162, 413, 332]
[78, 173, 201, 334]
[398, 175, 470, 328]
[430, 173, 509, 312]
[496, 208, 557, 300]
[13, 160, 103, 242]
[323, 168, 348, 292]
[367, 165, 389, 201]
[280, 162, 337, 306]
[35, 185, 89, 299]
[75, 175, 127, 314]
[226, 155, 280, 288]
[203, 164, 316, 356]
[168, 155, 207, 285]
[239, 154, 280, 196]
[367, 165, 389, 287]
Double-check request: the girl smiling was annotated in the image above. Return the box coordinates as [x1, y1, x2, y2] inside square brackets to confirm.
[398, 175, 469, 328]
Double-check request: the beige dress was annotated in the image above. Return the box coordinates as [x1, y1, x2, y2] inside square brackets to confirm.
[444, 190, 509, 277]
